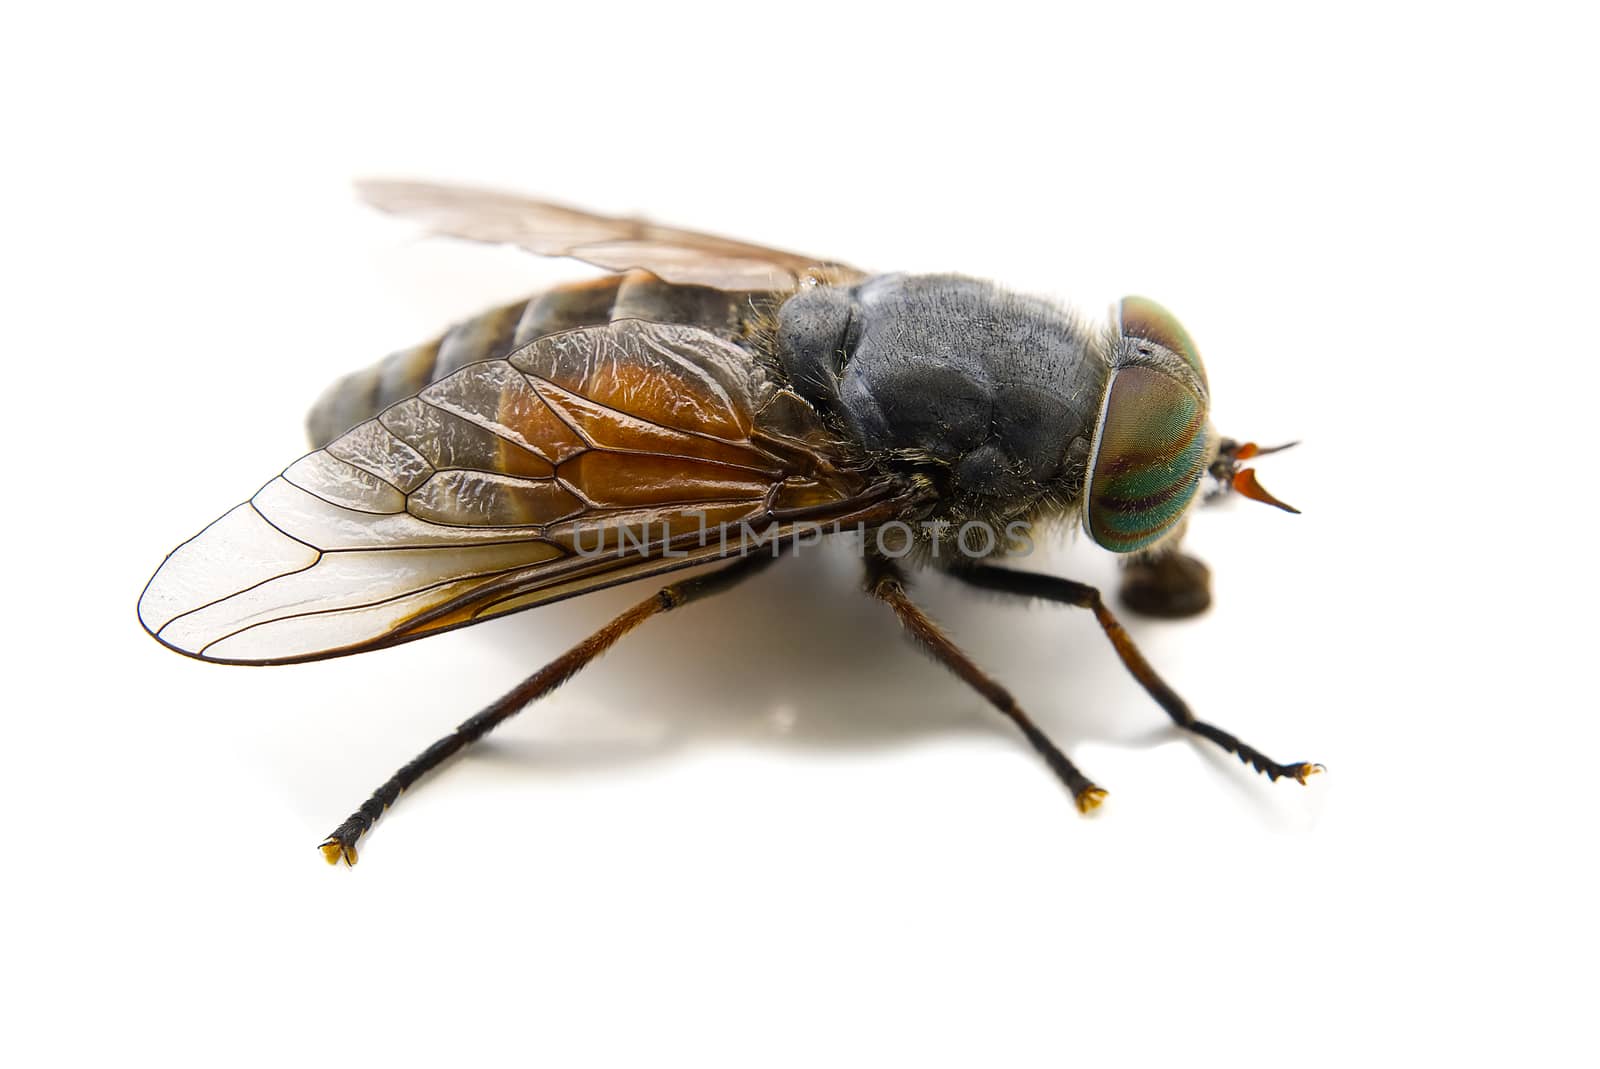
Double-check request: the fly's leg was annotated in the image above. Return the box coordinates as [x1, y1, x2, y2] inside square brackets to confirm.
[865, 556, 1107, 813]
[947, 563, 1321, 784]
[1115, 514, 1211, 618]
[320, 554, 776, 866]
[1118, 549, 1212, 619]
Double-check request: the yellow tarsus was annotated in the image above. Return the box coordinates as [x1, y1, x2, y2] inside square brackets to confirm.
[1075, 787, 1109, 814]
[320, 840, 357, 867]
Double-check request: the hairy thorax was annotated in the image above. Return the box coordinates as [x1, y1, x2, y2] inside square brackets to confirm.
[776, 274, 1107, 530]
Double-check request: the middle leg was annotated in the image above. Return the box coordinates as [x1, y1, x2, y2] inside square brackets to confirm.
[865, 556, 1106, 812]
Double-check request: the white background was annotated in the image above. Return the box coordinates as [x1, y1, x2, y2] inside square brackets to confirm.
[5, 2, 1596, 1065]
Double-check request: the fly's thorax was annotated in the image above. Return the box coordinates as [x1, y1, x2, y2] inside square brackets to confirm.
[775, 274, 1105, 509]
[1082, 297, 1218, 554]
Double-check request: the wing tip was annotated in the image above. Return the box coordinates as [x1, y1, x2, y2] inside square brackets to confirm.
[137, 575, 224, 663]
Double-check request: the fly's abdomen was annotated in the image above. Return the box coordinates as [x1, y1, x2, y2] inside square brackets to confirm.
[306, 272, 775, 447]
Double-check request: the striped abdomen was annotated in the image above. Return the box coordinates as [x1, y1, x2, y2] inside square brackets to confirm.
[306, 272, 780, 448]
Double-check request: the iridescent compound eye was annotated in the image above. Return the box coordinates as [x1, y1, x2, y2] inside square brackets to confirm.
[1084, 298, 1213, 553]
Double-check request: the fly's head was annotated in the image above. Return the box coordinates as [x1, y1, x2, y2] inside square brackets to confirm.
[1084, 297, 1297, 554]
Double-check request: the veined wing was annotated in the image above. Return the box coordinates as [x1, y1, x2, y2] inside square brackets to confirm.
[358, 180, 865, 291]
[139, 320, 903, 665]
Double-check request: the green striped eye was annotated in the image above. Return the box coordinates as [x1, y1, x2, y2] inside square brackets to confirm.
[1118, 295, 1207, 387]
[1085, 299, 1213, 554]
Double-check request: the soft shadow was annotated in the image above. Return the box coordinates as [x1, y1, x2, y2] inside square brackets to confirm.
[461, 539, 1153, 775]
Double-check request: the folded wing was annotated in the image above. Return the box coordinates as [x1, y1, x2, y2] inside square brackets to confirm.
[140, 320, 892, 664]
[358, 180, 865, 291]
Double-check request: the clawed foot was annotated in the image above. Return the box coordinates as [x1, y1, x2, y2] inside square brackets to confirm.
[1074, 786, 1108, 814]
[1254, 757, 1326, 785]
[319, 835, 359, 867]
[1287, 762, 1325, 785]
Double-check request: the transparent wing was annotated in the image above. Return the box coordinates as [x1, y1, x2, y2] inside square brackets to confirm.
[140, 321, 900, 665]
[358, 179, 865, 291]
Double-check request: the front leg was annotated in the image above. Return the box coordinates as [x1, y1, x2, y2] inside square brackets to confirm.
[1118, 548, 1212, 618]
[947, 563, 1321, 786]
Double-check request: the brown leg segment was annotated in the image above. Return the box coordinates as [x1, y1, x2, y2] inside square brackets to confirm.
[319, 553, 776, 866]
[947, 563, 1321, 785]
[1118, 550, 1213, 619]
[865, 557, 1107, 812]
